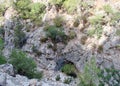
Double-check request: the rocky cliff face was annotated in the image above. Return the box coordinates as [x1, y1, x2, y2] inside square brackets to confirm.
[0, 0, 120, 86]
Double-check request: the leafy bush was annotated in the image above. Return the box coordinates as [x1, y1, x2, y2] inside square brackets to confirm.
[63, 0, 78, 14]
[87, 28, 95, 37]
[40, 37, 48, 43]
[97, 45, 103, 53]
[95, 25, 103, 39]
[112, 12, 120, 21]
[79, 57, 100, 86]
[0, 5, 6, 17]
[44, 25, 67, 43]
[50, 0, 64, 5]
[54, 16, 64, 27]
[0, 26, 5, 37]
[68, 30, 76, 39]
[0, 38, 4, 51]
[80, 35, 87, 45]
[98, 66, 120, 86]
[61, 63, 77, 77]
[73, 19, 80, 27]
[111, 12, 120, 24]
[80, 1, 88, 8]
[0, 55, 7, 65]
[29, 3, 46, 25]
[0, 0, 13, 17]
[79, 57, 120, 86]
[32, 45, 42, 56]
[14, 0, 46, 26]
[87, 25, 103, 39]
[88, 14, 103, 39]
[64, 78, 72, 84]
[9, 50, 42, 79]
[103, 4, 113, 14]
[0, 38, 6, 65]
[14, 0, 31, 19]
[89, 15, 103, 25]
[56, 75, 61, 81]
[116, 29, 120, 36]
[14, 23, 26, 48]
[50, 0, 79, 14]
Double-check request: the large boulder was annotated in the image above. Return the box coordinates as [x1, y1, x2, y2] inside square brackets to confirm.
[0, 64, 14, 76]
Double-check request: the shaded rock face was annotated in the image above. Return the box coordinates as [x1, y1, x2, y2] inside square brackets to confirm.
[22, 28, 57, 70]
[2, 7, 16, 58]
[3, 19, 14, 58]
[62, 43, 92, 72]
[1, 0, 120, 86]
[2, 16, 120, 74]
[54, 33, 92, 72]
[60, 27, 120, 72]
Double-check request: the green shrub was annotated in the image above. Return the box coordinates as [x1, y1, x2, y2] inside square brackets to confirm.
[115, 44, 120, 49]
[111, 12, 120, 24]
[14, 23, 26, 48]
[73, 19, 80, 27]
[32, 45, 42, 56]
[80, 35, 87, 45]
[50, 0, 64, 5]
[79, 57, 120, 86]
[61, 63, 76, 77]
[87, 28, 95, 37]
[0, 0, 13, 17]
[0, 26, 5, 36]
[50, 0, 79, 14]
[47, 44, 53, 48]
[14, 0, 31, 10]
[97, 45, 103, 53]
[98, 66, 120, 86]
[14, 0, 46, 26]
[32, 71, 43, 79]
[0, 55, 6, 65]
[64, 78, 72, 84]
[116, 29, 120, 36]
[0, 38, 4, 51]
[103, 4, 113, 14]
[40, 37, 48, 43]
[54, 16, 64, 27]
[14, 0, 31, 19]
[112, 12, 120, 21]
[79, 57, 100, 86]
[56, 75, 61, 81]
[29, 3, 46, 25]
[44, 25, 67, 43]
[87, 25, 103, 39]
[0, 38, 6, 65]
[63, 0, 78, 14]
[68, 31, 76, 39]
[80, 1, 88, 8]
[0, 5, 6, 17]
[9, 50, 42, 79]
[95, 25, 103, 39]
[89, 15, 103, 25]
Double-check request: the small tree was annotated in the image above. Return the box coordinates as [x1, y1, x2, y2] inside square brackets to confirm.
[0, 38, 6, 64]
[44, 25, 67, 43]
[9, 50, 42, 79]
[14, 23, 26, 48]
[14, 0, 46, 26]
[79, 57, 100, 86]
[63, 0, 78, 14]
